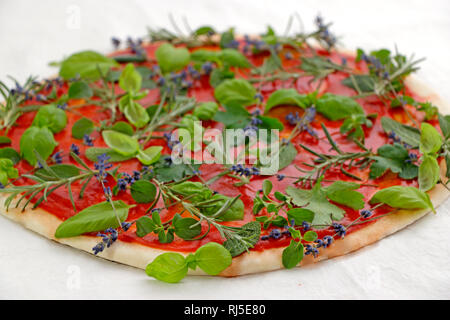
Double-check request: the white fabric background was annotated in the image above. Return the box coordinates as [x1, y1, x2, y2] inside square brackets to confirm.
[1, 0, 450, 299]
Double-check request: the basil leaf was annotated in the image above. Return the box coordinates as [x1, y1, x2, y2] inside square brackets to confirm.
[209, 68, 235, 87]
[193, 102, 219, 120]
[381, 117, 420, 148]
[265, 89, 308, 113]
[420, 122, 442, 155]
[20, 126, 57, 166]
[59, 50, 118, 80]
[155, 43, 190, 74]
[32, 104, 67, 134]
[262, 180, 273, 196]
[194, 242, 232, 276]
[282, 240, 304, 269]
[316, 93, 365, 121]
[369, 143, 416, 179]
[145, 252, 188, 283]
[85, 147, 134, 162]
[369, 186, 435, 213]
[214, 79, 256, 107]
[173, 217, 202, 240]
[171, 181, 212, 202]
[418, 155, 440, 191]
[119, 63, 142, 93]
[0, 158, 18, 185]
[153, 157, 201, 182]
[213, 102, 250, 129]
[0, 147, 20, 164]
[278, 143, 298, 171]
[130, 180, 157, 204]
[72, 117, 94, 139]
[102, 130, 139, 156]
[136, 146, 162, 165]
[55, 200, 129, 238]
[438, 113, 450, 139]
[68, 81, 93, 99]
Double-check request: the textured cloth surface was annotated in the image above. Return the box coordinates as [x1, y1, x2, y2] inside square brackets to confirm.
[0, 0, 449, 299]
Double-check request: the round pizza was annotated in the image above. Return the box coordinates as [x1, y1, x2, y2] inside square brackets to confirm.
[1, 15, 449, 283]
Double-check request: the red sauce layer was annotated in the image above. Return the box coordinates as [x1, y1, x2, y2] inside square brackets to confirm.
[4, 43, 435, 253]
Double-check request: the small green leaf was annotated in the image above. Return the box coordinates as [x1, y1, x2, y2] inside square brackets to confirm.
[214, 79, 256, 107]
[130, 180, 157, 204]
[72, 117, 94, 139]
[316, 93, 365, 121]
[418, 155, 440, 191]
[136, 146, 162, 165]
[420, 122, 442, 155]
[59, 50, 118, 80]
[55, 201, 129, 238]
[110, 121, 134, 136]
[193, 102, 219, 120]
[286, 208, 315, 225]
[85, 147, 134, 162]
[381, 117, 420, 148]
[0, 136, 11, 145]
[20, 126, 57, 166]
[303, 231, 318, 242]
[265, 89, 307, 113]
[122, 99, 150, 128]
[282, 240, 304, 269]
[173, 217, 202, 240]
[369, 186, 435, 213]
[0, 147, 20, 164]
[68, 81, 93, 99]
[119, 63, 142, 93]
[194, 242, 232, 276]
[155, 43, 190, 74]
[36, 164, 81, 179]
[145, 252, 188, 283]
[136, 216, 157, 237]
[262, 180, 273, 196]
[102, 130, 139, 156]
[32, 104, 67, 134]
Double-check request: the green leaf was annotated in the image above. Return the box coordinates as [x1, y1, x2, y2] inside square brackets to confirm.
[85, 147, 134, 163]
[213, 102, 250, 129]
[303, 231, 318, 242]
[32, 104, 67, 134]
[209, 68, 235, 87]
[173, 216, 202, 240]
[68, 81, 93, 99]
[286, 208, 315, 225]
[218, 49, 251, 68]
[119, 63, 142, 93]
[265, 89, 307, 113]
[130, 180, 157, 203]
[194, 242, 232, 276]
[36, 164, 81, 179]
[59, 50, 118, 80]
[155, 43, 190, 74]
[145, 252, 188, 283]
[0, 158, 18, 185]
[136, 216, 157, 237]
[214, 79, 256, 107]
[223, 221, 261, 257]
[0, 147, 20, 165]
[136, 146, 162, 165]
[20, 126, 57, 166]
[316, 93, 365, 121]
[262, 180, 273, 196]
[282, 240, 304, 269]
[102, 130, 139, 156]
[420, 122, 442, 155]
[110, 121, 134, 136]
[418, 155, 440, 191]
[438, 113, 450, 139]
[369, 143, 418, 180]
[153, 158, 201, 182]
[278, 143, 298, 171]
[369, 186, 435, 213]
[286, 179, 347, 228]
[171, 181, 212, 203]
[54, 201, 129, 238]
[72, 117, 94, 139]
[324, 181, 365, 210]
[122, 98, 150, 128]
[381, 117, 420, 148]
[0, 136, 11, 145]
[193, 102, 219, 120]
[202, 194, 244, 221]
[342, 75, 375, 93]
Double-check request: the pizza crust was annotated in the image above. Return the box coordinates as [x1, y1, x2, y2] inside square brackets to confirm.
[1, 73, 449, 277]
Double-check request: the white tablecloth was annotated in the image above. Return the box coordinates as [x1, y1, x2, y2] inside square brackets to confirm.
[1, 0, 450, 299]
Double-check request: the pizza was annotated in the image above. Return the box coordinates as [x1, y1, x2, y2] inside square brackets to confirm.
[1, 15, 449, 283]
